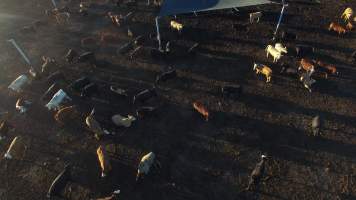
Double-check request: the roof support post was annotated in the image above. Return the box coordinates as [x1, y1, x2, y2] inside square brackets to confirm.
[155, 17, 163, 51]
[273, 0, 288, 40]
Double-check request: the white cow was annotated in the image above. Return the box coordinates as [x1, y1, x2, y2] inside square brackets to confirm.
[274, 43, 288, 54]
[250, 12, 262, 24]
[266, 45, 282, 63]
[111, 114, 136, 128]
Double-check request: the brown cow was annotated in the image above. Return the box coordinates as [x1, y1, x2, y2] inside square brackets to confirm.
[54, 106, 80, 126]
[316, 61, 339, 75]
[328, 22, 346, 34]
[193, 101, 209, 121]
[299, 58, 315, 73]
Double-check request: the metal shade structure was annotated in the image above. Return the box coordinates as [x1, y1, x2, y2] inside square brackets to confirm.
[159, 0, 272, 17]
[155, 0, 286, 50]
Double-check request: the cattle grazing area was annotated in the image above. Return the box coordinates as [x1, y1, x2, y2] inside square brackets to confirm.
[0, 0, 356, 199]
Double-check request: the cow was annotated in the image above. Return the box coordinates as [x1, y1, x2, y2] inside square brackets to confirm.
[246, 155, 267, 191]
[253, 63, 272, 83]
[65, 49, 78, 63]
[136, 106, 157, 118]
[329, 22, 347, 35]
[107, 12, 123, 27]
[117, 42, 134, 55]
[136, 152, 158, 181]
[299, 58, 315, 73]
[97, 145, 112, 178]
[274, 43, 288, 54]
[295, 45, 315, 57]
[40, 83, 60, 101]
[54, 106, 80, 126]
[54, 11, 70, 25]
[311, 115, 321, 137]
[300, 71, 316, 92]
[16, 98, 30, 114]
[352, 50, 356, 62]
[133, 88, 157, 105]
[249, 12, 262, 24]
[110, 86, 128, 97]
[4, 136, 26, 160]
[78, 51, 96, 64]
[41, 56, 57, 76]
[0, 121, 12, 140]
[346, 22, 354, 31]
[86, 109, 106, 140]
[81, 83, 99, 98]
[155, 69, 177, 84]
[315, 60, 339, 75]
[221, 85, 242, 99]
[47, 165, 71, 199]
[281, 31, 297, 41]
[266, 45, 282, 63]
[69, 77, 91, 92]
[280, 63, 298, 76]
[193, 101, 209, 121]
[96, 190, 120, 200]
[100, 32, 121, 45]
[81, 37, 97, 48]
[111, 114, 136, 127]
[170, 20, 183, 32]
[341, 7, 353, 22]
[47, 71, 65, 84]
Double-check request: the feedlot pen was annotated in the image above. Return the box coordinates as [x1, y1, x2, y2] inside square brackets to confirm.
[0, 0, 356, 199]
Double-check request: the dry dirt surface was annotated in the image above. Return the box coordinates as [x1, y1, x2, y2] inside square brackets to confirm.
[0, 0, 356, 199]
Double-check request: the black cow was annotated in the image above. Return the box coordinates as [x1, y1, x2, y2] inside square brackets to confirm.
[47, 165, 71, 198]
[81, 83, 99, 98]
[281, 31, 297, 42]
[155, 69, 177, 84]
[247, 155, 267, 191]
[69, 77, 91, 92]
[78, 51, 96, 64]
[41, 83, 60, 101]
[136, 106, 157, 118]
[65, 49, 78, 63]
[133, 88, 157, 105]
[118, 42, 134, 55]
[295, 45, 315, 57]
[280, 63, 299, 76]
[311, 115, 321, 136]
[221, 85, 242, 99]
[47, 71, 65, 84]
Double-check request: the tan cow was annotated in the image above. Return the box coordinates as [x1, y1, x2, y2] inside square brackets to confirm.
[97, 145, 112, 178]
[193, 101, 209, 121]
[329, 22, 347, 34]
[253, 63, 272, 83]
[316, 61, 339, 75]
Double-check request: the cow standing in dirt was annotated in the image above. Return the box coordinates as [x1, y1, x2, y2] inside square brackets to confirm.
[247, 155, 267, 191]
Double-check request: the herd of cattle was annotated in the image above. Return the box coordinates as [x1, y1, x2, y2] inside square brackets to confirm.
[0, 1, 354, 199]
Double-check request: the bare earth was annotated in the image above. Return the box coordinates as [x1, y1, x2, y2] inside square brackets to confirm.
[0, 0, 356, 199]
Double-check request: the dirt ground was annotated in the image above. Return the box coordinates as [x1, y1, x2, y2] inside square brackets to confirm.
[0, 0, 356, 199]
